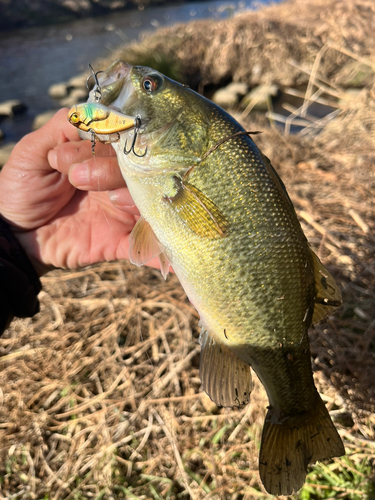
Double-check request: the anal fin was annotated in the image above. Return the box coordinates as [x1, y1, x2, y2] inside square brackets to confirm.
[259, 393, 345, 495]
[199, 329, 252, 407]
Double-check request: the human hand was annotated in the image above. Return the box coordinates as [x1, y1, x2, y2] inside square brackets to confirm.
[0, 108, 141, 275]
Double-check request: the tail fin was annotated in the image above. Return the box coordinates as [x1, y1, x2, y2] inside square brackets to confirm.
[259, 394, 345, 495]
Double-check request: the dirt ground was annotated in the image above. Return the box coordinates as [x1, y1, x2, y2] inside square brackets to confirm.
[1, 0, 374, 498]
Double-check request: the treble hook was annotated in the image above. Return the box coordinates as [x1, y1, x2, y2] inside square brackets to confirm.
[123, 116, 147, 158]
[86, 63, 103, 102]
[90, 130, 97, 156]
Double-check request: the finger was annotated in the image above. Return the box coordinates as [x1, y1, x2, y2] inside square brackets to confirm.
[48, 140, 116, 175]
[109, 187, 140, 215]
[36, 108, 81, 146]
[15, 109, 82, 172]
[68, 156, 126, 191]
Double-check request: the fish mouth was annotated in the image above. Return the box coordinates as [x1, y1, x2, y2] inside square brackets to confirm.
[88, 60, 133, 107]
[88, 60, 138, 127]
[85, 61, 178, 174]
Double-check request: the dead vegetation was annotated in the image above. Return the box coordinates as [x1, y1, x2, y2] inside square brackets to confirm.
[105, 0, 375, 90]
[1, 0, 375, 498]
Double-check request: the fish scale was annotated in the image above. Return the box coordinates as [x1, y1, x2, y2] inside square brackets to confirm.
[124, 115, 319, 420]
[68, 60, 344, 495]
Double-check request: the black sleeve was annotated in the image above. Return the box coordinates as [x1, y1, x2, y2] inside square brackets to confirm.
[0, 217, 42, 334]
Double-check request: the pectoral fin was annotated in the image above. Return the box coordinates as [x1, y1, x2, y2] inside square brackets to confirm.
[129, 217, 170, 279]
[311, 250, 342, 324]
[165, 177, 228, 239]
[199, 329, 252, 407]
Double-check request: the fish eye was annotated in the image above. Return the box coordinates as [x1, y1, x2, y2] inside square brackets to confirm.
[70, 113, 79, 123]
[142, 74, 163, 94]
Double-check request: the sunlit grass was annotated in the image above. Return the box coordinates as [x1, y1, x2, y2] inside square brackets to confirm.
[300, 456, 375, 500]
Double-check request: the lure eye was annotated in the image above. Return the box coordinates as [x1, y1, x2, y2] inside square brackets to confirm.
[142, 74, 163, 94]
[70, 113, 79, 123]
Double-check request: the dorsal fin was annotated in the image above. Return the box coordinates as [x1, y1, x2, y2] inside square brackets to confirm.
[311, 250, 342, 324]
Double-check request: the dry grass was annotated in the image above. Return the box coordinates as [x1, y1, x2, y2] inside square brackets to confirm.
[0, 263, 268, 499]
[1, 0, 375, 498]
[104, 0, 375, 89]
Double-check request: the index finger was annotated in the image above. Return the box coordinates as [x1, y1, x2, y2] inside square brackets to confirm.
[39, 107, 81, 146]
[19, 108, 81, 167]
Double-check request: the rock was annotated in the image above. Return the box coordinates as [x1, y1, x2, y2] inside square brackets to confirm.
[68, 73, 88, 89]
[212, 81, 249, 109]
[60, 88, 89, 107]
[48, 82, 69, 99]
[225, 82, 249, 98]
[32, 110, 57, 131]
[0, 0, 136, 31]
[0, 129, 4, 141]
[0, 143, 16, 166]
[241, 84, 279, 112]
[212, 88, 239, 109]
[0, 99, 27, 117]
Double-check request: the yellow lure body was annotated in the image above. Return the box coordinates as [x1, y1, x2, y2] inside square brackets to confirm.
[68, 102, 135, 135]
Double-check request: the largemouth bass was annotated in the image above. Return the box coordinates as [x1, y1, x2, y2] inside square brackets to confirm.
[69, 60, 344, 495]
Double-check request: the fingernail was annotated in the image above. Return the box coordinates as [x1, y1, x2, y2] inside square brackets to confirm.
[70, 163, 90, 186]
[108, 191, 119, 203]
[109, 190, 136, 209]
[48, 150, 57, 169]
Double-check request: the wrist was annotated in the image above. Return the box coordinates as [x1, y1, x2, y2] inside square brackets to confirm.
[12, 229, 54, 277]
[0, 216, 42, 324]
